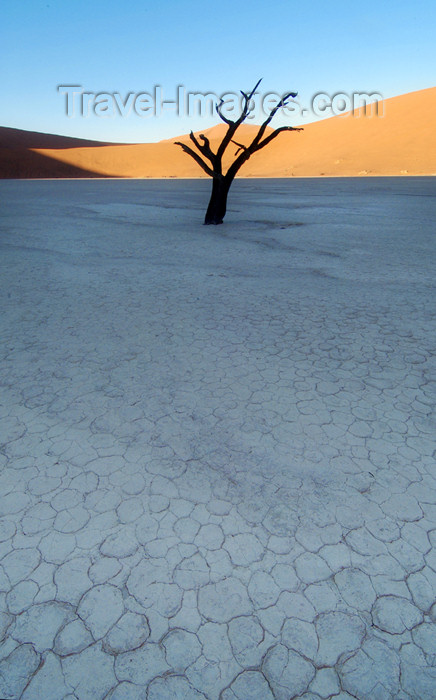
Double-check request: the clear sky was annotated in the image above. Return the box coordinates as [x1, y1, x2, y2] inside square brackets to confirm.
[2, 0, 435, 143]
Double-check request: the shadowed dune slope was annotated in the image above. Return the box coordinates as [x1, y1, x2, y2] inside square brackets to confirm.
[0, 148, 113, 179]
[1, 88, 435, 178]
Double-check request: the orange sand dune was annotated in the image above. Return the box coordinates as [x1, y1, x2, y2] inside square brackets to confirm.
[0, 127, 112, 150]
[1, 88, 435, 178]
[246, 87, 436, 177]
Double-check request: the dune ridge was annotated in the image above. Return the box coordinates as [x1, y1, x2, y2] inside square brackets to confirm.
[1, 87, 435, 178]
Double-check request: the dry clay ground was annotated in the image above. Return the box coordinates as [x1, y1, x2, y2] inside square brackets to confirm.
[0, 178, 435, 699]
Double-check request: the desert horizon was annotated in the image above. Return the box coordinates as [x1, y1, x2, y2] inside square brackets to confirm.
[1, 86, 435, 179]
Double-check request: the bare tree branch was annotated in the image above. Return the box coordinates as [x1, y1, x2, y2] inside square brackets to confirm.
[199, 134, 213, 153]
[238, 79, 262, 122]
[267, 91, 297, 121]
[215, 79, 263, 160]
[240, 79, 262, 105]
[198, 134, 216, 161]
[255, 125, 303, 151]
[230, 139, 248, 156]
[248, 91, 298, 149]
[216, 99, 234, 125]
[226, 125, 303, 181]
[174, 142, 217, 178]
[189, 131, 204, 151]
[188, 132, 216, 163]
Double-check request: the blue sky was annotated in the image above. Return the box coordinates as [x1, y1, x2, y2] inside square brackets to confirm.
[2, 0, 435, 142]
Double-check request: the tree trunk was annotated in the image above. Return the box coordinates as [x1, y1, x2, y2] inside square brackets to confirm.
[204, 177, 231, 225]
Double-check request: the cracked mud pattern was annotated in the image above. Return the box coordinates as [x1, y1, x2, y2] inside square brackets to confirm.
[0, 178, 435, 699]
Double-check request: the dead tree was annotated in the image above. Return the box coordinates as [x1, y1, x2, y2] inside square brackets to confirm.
[175, 80, 303, 224]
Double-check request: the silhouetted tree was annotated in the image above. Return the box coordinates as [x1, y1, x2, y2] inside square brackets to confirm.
[175, 80, 303, 224]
